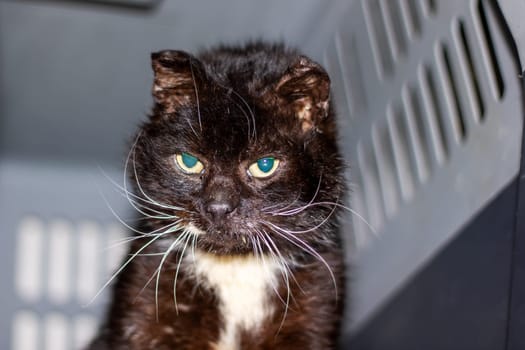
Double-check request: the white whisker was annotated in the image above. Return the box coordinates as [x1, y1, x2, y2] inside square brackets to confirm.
[131, 228, 189, 306]
[186, 117, 199, 139]
[252, 235, 285, 307]
[99, 185, 182, 237]
[256, 230, 291, 335]
[105, 232, 165, 251]
[261, 191, 302, 213]
[125, 133, 180, 217]
[189, 58, 202, 132]
[268, 200, 338, 236]
[87, 229, 174, 307]
[264, 174, 323, 216]
[218, 83, 257, 141]
[155, 230, 191, 320]
[262, 221, 338, 301]
[130, 139, 187, 213]
[99, 166, 180, 219]
[260, 228, 305, 296]
[271, 200, 376, 235]
[173, 232, 193, 314]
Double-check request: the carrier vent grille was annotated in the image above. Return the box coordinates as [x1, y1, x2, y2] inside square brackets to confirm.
[13, 216, 127, 350]
[325, 0, 521, 333]
[328, 0, 509, 248]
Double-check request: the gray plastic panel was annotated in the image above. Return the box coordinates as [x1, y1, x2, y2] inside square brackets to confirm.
[0, 159, 131, 350]
[323, 0, 523, 333]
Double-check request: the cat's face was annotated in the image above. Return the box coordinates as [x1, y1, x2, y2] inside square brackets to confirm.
[132, 45, 344, 257]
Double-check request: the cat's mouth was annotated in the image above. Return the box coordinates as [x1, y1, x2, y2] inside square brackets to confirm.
[196, 234, 253, 255]
[186, 220, 256, 255]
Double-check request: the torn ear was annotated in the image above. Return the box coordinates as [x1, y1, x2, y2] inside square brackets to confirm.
[275, 56, 331, 132]
[151, 50, 203, 113]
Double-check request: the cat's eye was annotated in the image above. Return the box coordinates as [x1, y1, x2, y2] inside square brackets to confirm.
[175, 153, 204, 174]
[248, 157, 280, 178]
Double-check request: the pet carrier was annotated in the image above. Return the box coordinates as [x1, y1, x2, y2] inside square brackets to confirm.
[1, 1, 523, 349]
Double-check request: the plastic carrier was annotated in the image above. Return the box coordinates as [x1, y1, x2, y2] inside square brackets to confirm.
[0, 0, 523, 349]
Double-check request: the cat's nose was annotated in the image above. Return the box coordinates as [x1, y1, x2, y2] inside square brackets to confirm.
[206, 201, 235, 220]
[203, 176, 240, 221]
[204, 191, 239, 221]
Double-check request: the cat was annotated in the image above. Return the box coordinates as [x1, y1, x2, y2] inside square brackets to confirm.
[89, 42, 347, 350]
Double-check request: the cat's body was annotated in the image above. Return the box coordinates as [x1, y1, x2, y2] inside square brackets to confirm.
[90, 42, 346, 350]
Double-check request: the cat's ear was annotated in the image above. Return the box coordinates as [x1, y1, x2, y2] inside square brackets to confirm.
[151, 50, 203, 113]
[274, 56, 330, 132]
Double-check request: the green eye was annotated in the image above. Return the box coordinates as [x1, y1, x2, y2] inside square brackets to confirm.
[248, 157, 280, 178]
[175, 153, 204, 174]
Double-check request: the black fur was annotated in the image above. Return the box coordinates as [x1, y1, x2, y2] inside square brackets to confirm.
[89, 42, 346, 350]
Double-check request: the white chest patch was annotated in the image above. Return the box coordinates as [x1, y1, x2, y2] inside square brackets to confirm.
[189, 250, 281, 350]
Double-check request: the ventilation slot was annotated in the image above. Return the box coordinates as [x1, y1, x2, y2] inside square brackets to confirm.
[427, 0, 437, 15]
[77, 222, 101, 304]
[381, 0, 408, 59]
[335, 33, 367, 115]
[74, 314, 98, 350]
[419, 64, 448, 164]
[47, 220, 73, 304]
[106, 223, 128, 276]
[44, 313, 69, 350]
[350, 176, 373, 250]
[476, 0, 505, 99]
[457, 19, 486, 122]
[402, 86, 431, 183]
[387, 104, 416, 201]
[15, 217, 45, 303]
[363, 0, 394, 78]
[439, 43, 467, 142]
[324, 46, 351, 123]
[405, 0, 422, 36]
[358, 141, 384, 232]
[12, 310, 39, 350]
[372, 122, 399, 218]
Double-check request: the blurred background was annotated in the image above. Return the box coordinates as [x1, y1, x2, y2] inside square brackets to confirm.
[0, 1, 524, 349]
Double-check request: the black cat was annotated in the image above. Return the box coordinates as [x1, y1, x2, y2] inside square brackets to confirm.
[89, 42, 346, 350]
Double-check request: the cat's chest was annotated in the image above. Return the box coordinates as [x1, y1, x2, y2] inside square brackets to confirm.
[189, 251, 281, 350]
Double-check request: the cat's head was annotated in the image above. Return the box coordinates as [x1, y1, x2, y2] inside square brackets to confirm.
[131, 43, 345, 257]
